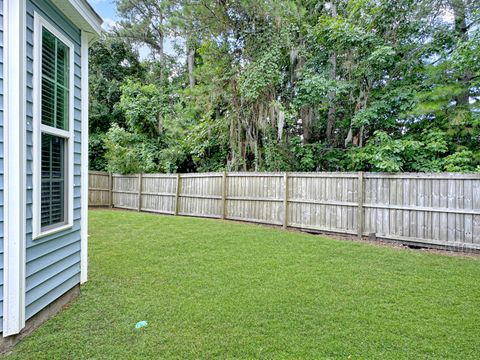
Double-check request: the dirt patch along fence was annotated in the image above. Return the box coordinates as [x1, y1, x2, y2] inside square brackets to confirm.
[89, 171, 480, 251]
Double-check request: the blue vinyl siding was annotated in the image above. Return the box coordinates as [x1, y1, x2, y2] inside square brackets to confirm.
[0, 0, 4, 331]
[25, 0, 82, 320]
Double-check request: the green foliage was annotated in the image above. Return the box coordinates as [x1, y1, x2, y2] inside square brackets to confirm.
[89, 0, 480, 174]
[104, 124, 160, 174]
[295, 71, 334, 108]
[444, 150, 480, 173]
[88, 133, 108, 171]
[182, 115, 229, 172]
[240, 45, 283, 102]
[346, 129, 476, 172]
[88, 36, 144, 171]
[348, 131, 421, 172]
[118, 80, 163, 137]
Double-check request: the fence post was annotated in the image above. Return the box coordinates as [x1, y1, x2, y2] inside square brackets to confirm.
[175, 173, 181, 216]
[283, 172, 289, 229]
[222, 171, 227, 219]
[137, 173, 143, 212]
[357, 171, 364, 237]
[108, 172, 113, 208]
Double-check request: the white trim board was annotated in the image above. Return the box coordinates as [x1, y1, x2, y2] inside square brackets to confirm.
[32, 12, 75, 240]
[80, 30, 90, 284]
[3, 0, 27, 337]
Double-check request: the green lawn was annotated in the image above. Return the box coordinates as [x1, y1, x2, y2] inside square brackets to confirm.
[5, 210, 480, 359]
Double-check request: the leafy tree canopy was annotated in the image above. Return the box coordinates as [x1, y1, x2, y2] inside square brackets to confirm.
[89, 0, 480, 174]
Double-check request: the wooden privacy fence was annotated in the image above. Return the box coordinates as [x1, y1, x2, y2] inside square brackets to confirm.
[89, 171, 480, 251]
[88, 171, 112, 207]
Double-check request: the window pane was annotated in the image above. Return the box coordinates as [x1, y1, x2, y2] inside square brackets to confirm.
[56, 43, 68, 87]
[41, 77, 56, 127]
[41, 133, 66, 229]
[41, 27, 69, 131]
[55, 87, 69, 131]
[41, 29, 56, 80]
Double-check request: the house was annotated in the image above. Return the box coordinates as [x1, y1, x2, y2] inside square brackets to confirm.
[0, 0, 102, 343]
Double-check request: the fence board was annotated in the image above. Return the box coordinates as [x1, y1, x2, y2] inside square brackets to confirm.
[89, 171, 480, 251]
[88, 172, 110, 206]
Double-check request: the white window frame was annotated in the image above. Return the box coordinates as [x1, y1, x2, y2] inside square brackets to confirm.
[32, 12, 75, 239]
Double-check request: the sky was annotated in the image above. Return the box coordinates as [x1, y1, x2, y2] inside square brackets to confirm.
[89, 0, 177, 58]
[89, 0, 117, 29]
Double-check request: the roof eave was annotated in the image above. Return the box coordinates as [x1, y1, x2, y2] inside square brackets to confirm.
[51, 0, 103, 37]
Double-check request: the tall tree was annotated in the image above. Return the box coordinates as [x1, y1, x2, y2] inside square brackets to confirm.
[89, 36, 144, 170]
[93, 0, 480, 174]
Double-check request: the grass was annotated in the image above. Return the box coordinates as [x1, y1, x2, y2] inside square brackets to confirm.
[5, 209, 480, 359]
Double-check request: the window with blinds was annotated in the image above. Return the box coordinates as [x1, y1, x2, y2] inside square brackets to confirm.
[41, 28, 69, 130]
[40, 26, 70, 231]
[41, 134, 65, 228]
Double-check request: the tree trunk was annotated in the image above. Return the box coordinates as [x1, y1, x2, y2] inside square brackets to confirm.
[345, 88, 369, 147]
[451, 0, 471, 107]
[157, 112, 163, 135]
[187, 48, 195, 88]
[326, 2, 337, 145]
[301, 106, 313, 144]
[157, 11, 165, 82]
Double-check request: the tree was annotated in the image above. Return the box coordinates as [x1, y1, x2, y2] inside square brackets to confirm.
[89, 36, 144, 170]
[90, 0, 480, 174]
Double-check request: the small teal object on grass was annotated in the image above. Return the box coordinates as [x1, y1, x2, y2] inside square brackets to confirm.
[135, 321, 148, 329]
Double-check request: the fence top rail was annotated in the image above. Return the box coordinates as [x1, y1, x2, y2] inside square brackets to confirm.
[142, 173, 177, 179]
[288, 172, 360, 178]
[96, 171, 480, 179]
[363, 172, 480, 179]
[180, 173, 223, 178]
[112, 174, 138, 179]
[227, 172, 284, 177]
